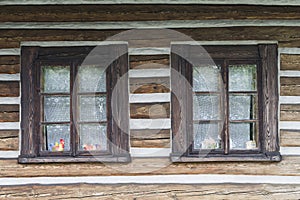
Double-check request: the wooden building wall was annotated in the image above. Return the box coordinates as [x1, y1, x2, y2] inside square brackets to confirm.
[0, 2, 300, 199]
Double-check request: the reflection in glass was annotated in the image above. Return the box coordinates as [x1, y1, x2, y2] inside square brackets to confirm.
[229, 65, 257, 91]
[44, 96, 70, 122]
[78, 65, 106, 92]
[229, 95, 257, 120]
[193, 65, 220, 92]
[42, 66, 70, 93]
[229, 123, 257, 149]
[79, 124, 107, 151]
[193, 94, 220, 120]
[193, 123, 221, 149]
[79, 95, 106, 122]
[43, 124, 70, 151]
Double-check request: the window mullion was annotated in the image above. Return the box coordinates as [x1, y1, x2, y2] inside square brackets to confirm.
[223, 59, 230, 155]
[70, 61, 77, 157]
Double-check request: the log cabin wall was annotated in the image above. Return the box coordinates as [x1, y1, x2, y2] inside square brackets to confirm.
[0, 1, 300, 199]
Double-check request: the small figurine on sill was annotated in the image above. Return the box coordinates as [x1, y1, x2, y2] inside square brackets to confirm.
[48, 138, 65, 152]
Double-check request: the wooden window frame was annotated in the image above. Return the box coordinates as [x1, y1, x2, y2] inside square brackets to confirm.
[19, 44, 130, 163]
[170, 44, 281, 162]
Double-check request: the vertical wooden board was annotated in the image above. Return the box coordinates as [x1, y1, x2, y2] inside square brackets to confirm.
[280, 130, 300, 147]
[259, 44, 279, 154]
[0, 55, 20, 74]
[280, 54, 300, 70]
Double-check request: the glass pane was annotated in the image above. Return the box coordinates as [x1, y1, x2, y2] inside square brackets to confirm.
[78, 65, 106, 92]
[44, 96, 70, 122]
[193, 94, 220, 120]
[42, 66, 70, 93]
[193, 65, 221, 92]
[79, 124, 107, 151]
[79, 95, 106, 122]
[193, 122, 222, 149]
[42, 124, 70, 152]
[229, 65, 257, 91]
[229, 123, 258, 149]
[229, 94, 258, 120]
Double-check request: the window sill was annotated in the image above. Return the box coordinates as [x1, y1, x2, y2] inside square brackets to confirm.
[170, 153, 281, 163]
[18, 154, 131, 164]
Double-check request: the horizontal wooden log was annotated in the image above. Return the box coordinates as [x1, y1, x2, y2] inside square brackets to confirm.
[0, 105, 19, 122]
[3, 27, 300, 48]
[131, 103, 170, 119]
[0, 56, 20, 74]
[130, 55, 169, 69]
[0, 130, 19, 150]
[0, 156, 300, 177]
[280, 77, 300, 96]
[131, 129, 170, 139]
[0, 82, 19, 97]
[130, 77, 170, 94]
[280, 130, 300, 147]
[280, 104, 300, 121]
[1, 5, 300, 22]
[281, 54, 300, 70]
[132, 83, 170, 94]
[1, 183, 300, 199]
[131, 138, 170, 148]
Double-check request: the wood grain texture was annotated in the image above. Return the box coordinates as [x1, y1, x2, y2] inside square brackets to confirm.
[3, 27, 300, 48]
[1, 183, 300, 199]
[1, 5, 300, 22]
[281, 54, 300, 70]
[0, 56, 20, 74]
[130, 138, 170, 148]
[0, 105, 19, 122]
[130, 77, 170, 93]
[131, 103, 170, 119]
[280, 104, 300, 121]
[130, 55, 169, 69]
[280, 130, 300, 147]
[0, 82, 19, 97]
[0, 156, 300, 177]
[0, 130, 19, 150]
[280, 77, 300, 96]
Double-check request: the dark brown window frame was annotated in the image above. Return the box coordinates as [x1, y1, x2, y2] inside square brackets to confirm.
[170, 44, 281, 162]
[19, 44, 130, 163]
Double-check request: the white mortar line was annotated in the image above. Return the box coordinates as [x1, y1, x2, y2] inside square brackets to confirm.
[1, 0, 300, 5]
[0, 48, 20, 56]
[0, 74, 20, 81]
[21, 41, 128, 47]
[129, 48, 170, 55]
[131, 148, 171, 157]
[172, 40, 278, 45]
[0, 97, 20, 105]
[279, 48, 300, 55]
[0, 151, 19, 158]
[280, 122, 300, 130]
[280, 147, 300, 156]
[130, 119, 171, 129]
[129, 93, 170, 103]
[280, 70, 300, 77]
[0, 122, 20, 130]
[280, 96, 300, 104]
[0, 175, 300, 186]
[2, 20, 300, 30]
[129, 69, 170, 78]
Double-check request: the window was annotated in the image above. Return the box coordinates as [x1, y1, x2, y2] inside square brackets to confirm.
[170, 43, 281, 162]
[19, 43, 130, 163]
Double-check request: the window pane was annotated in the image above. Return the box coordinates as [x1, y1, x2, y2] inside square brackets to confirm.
[78, 65, 106, 92]
[78, 95, 106, 122]
[193, 65, 221, 92]
[42, 66, 70, 93]
[79, 124, 107, 151]
[44, 96, 70, 122]
[193, 94, 220, 120]
[42, 124, 70, 152]
[229, 65, 257, 91]
[229, 94, 258, 120]
[229, 123, 258, 149]
[193, 122, 222, 149]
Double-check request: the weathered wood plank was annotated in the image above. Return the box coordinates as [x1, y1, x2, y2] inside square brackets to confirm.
[280, 104, 300, 121]
[130, 77, 170, 93]
[280, 77, 300, 96]
[130, 138, 170, 148]
[0, 130, 19, 150]
[131, 129, 170, 139]
[281, 54, 300, 70]
[3, 27, 300, 48]
[0, 156, 300, 177]
[1, 5, 300, 22]
[0, 105, 19, 122]
[280, 130, 300, 147]
[130, 55, 169, 69]
[0, 56, 20, 74]
[130, 103, 170, 119]
[1, 183, 300, 199]
[0, 82, 19, 97]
